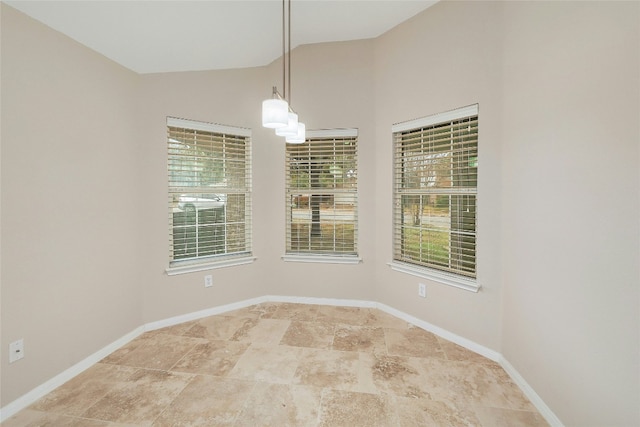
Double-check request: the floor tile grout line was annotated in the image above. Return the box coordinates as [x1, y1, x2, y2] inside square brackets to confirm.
[37, 364, 140, 422]
[6, 303, 548, 427]
[75, 366, 144, 425]
[316, 387, 329, 426]
[165, 340, 204, 373]
[382, 327, 391, 357]
[230, 377, 265, 427]
[148, 370, 199, 426]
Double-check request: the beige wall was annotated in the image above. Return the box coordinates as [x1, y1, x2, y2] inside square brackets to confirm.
[374, 2, 639, 424]
[1, 1, 639, 425]
[273, 40, 377, 303]
[373, 0, 505, 352]
[136, 38, 376, 324]
[1, 5, 143, 405]
[136, 67, 267, 323]
[500, 2, 640, 425]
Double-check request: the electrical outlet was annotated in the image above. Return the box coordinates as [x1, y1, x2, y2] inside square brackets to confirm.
[204, 274, 213, 288]
[9, 339, 24, 363]
[418, 283, 426, 298]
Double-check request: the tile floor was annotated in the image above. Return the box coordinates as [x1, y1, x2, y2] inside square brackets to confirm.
[2, 303, 549, 426]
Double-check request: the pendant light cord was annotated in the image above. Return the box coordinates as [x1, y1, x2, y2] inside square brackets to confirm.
[282, 0, 286, 101]
[288, 0, 292, 107]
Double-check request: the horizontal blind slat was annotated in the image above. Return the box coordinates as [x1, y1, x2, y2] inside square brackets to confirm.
[392, 110, 477, 279]
[285, 133, 358, 256]
[168, 119, 252, 264]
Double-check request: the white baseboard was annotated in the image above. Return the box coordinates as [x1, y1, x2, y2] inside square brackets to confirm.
[499, 356, 564, 427]
[0, 326, 145, 423]
[0, 296, 563, 427]
[144, 296, 268, 332]
[264, 295, 377, 308]
[375, 302, 501, 362]
[266, 296, 499, 362]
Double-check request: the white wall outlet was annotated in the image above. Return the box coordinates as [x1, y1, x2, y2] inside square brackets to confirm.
[418, 283, 426, 298]
[9, 339, 24, 363]
[204, 274, 213, 288]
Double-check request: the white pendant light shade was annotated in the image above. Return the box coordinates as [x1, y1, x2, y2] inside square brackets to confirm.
[286, 122, 306, 144]
[275, 112, 299, 136]
[262, 98, 289, 128]
[263, 1, 306, 139]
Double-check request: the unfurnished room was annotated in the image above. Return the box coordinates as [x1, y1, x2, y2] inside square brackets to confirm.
[0, 1, 638, 426]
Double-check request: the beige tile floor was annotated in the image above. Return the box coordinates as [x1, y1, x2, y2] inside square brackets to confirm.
[3, 303, 549, 426]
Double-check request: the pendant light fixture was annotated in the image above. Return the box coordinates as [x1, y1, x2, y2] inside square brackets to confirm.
[285, 121, 305, 143]
[261, 0, 305, 143]
[275, 111, 298, 137]
[262, 87, 288, 129]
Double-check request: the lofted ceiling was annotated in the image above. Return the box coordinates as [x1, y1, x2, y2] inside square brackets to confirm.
[4, 0, 438, 74]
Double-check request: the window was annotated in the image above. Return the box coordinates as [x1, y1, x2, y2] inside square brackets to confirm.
[284, 129, 359, 263]
[391, 105, 478, 291]
[167, 117, 252, 274]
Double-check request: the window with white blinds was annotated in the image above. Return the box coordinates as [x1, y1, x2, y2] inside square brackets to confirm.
[167, 117, 252, 269]
[285, 129, 358, 259]
[392, 105, 478, 288]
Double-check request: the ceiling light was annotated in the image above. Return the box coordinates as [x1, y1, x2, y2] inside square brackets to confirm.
[286, 122, 306, 144]
[262, 87, 288, 129]
[275, 111, 299, 136]
[262, 0, 305, 143]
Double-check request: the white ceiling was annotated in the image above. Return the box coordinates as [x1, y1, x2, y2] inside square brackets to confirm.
[4, 0, 437, 74]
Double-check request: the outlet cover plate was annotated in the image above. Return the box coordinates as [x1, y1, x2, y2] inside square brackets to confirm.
[9, 339, 24, 363]
[204, 275, 213, 288]
[418, 283, 426, 298]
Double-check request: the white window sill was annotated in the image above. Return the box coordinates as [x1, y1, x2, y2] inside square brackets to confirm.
[388, 261, 480, 293]
[166, 255, 256, 276]
[282, 254, 362, 265]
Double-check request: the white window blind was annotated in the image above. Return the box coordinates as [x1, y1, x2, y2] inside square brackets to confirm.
[167, 117, 252, 267]
[392, 105, 478, 280]
[285, 129, 358, 257]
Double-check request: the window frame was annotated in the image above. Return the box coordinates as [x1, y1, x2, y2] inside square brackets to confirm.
[389, 105, 479, 292]
[165, 117, 254, 276]
[283, 128, 361, 264]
